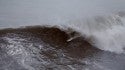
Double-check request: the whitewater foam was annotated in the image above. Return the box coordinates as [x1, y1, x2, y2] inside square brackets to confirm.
[65, 14, 125, 53]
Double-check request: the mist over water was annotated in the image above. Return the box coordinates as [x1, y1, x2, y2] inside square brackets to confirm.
[0, 0, 125, 28]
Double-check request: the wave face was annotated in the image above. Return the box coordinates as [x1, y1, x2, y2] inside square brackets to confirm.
[0, 26, 125, 70]
[0, 27, 100, 70]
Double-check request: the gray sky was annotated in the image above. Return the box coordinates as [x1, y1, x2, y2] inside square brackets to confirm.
[0, 0, 125, 28]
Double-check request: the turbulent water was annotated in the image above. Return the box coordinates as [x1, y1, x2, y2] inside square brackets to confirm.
[1, 0, 125, 70]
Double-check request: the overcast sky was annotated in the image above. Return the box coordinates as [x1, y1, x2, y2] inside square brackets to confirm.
[0, 0, 125, 28]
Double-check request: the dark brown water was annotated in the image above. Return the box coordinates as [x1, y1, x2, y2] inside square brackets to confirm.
[0, 26, 125, 70]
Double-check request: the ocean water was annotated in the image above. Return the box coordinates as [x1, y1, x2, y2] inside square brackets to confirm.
[1, 0, 125, 70]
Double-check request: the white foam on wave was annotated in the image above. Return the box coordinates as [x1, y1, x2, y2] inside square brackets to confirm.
[64, 14, 125, 53]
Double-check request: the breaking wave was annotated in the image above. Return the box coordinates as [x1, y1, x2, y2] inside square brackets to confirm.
[1, 12, 125, 70]
[1, 12, 125, 53]
[67, 12, 125, 53]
